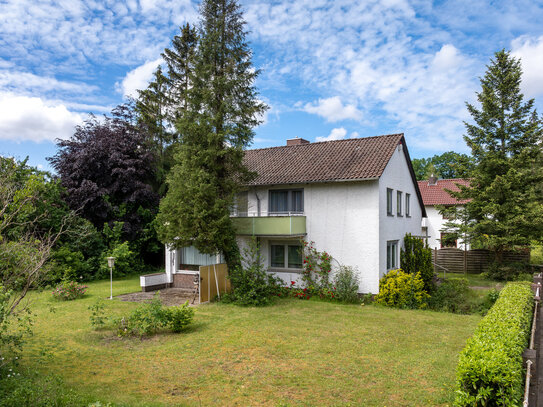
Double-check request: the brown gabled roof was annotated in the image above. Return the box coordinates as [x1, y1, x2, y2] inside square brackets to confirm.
[417, 178, 471, 206]
[243, 133, 404, 185]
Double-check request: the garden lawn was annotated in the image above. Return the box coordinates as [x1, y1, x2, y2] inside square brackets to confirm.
[21, 277, 480, 407]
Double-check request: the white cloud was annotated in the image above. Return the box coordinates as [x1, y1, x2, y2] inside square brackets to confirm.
[316, 127, 347, 142]
[303, 96, 362, 122]
[0, 93, 83, 142]
[116, 58, 163, 98]
[512, 35, 543, 98]
[0, 70, 97, 96]
[245, 1, 481, 153]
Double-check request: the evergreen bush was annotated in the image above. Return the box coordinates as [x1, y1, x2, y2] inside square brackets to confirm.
[455, 282, 533, 406]
[333, 266, 360, 303]
[227, 239, 282, 306]
[375, 269, 428, 309]
[400, 233, 434, 292]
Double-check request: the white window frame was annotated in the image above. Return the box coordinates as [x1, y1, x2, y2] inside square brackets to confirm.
[405, 193, 411, 217]
[269, 189, 304, 215]
[386, 188, 393, 216]
[396, 191, 403, 216]
[269, 241, 303, 270]
[386, 240, 398, 270]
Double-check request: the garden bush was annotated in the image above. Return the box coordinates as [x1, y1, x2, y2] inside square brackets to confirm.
[99, 241, 142, 278]
[227, 239, 282, 306]
[375, 269, 428, 309]
[51, 280, 87, 301]
[333, 265, 360, 303]
[400, 233, 434, 293]
[484, 261, 529, 281]
[428, 278, 473, 314]
[455, 282, 533, 406]
[117, 296, 194, 337]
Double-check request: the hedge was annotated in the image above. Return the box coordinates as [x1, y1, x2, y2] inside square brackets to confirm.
[455, 282, 534, 406]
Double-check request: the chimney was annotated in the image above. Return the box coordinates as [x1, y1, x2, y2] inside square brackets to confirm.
[286, 137, 310, 146]
[428, 174, 438, 186]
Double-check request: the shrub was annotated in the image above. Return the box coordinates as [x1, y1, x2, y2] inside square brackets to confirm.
[117, 295, 166, 337]
[333, 265, 360, 303]
[400, 233, 435, 293]
[117, 295, 194, 337]
[100, 241, 141, 278]
[428, 278, 473, 314]
[0, 370, 90, 407]
[375, 269, 428, 309]
[484, 261, 529, 281]
[49, 246, 91, 284]
[455, 282, 533, 406]
[228, 238, 282, 306]
[51, 281, 87, 301]
[164, 302, 195, 333]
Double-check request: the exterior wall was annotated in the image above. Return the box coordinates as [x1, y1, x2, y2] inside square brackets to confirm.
[244, 180, 381, 293]
[140, 273, 169, 292]
[424, 205, 469, 250]
[378, 143, 424, 281]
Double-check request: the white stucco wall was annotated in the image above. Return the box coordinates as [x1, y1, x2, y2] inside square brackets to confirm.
[243, 180, 381, 293]
[378, 143, 424, 280]
[424, 205, 469, 250]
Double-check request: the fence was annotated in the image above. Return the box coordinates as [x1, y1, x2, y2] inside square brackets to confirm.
[432, 247, 531, 274]
[199, 263, 231, 303]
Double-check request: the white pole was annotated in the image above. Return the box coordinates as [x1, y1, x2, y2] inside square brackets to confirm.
[110, 266, 113, 300]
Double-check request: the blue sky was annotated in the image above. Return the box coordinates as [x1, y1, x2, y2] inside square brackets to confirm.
[1, 0, 543, 172]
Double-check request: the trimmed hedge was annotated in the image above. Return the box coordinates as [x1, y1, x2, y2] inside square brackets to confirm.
[455, 282, 534, 406]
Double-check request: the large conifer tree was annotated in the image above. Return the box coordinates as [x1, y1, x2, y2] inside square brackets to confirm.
[450, 50, 543, 259]
[156, 0, 267, 269]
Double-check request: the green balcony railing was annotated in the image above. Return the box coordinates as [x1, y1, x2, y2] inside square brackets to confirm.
[232, 216, 306, 236]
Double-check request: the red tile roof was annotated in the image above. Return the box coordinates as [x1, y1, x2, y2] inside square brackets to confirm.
[417, 179, 471, 206]
[243, 134, 404, 185]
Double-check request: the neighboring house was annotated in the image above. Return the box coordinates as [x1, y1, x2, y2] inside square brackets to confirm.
[151, 134, 426, 295]
[417, 176, 470, 250]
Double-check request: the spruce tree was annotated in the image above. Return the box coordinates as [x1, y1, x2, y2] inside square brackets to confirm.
[157, 0, 267, 270]
[450, 50, 543, 260]
[162, 23, 198, 122]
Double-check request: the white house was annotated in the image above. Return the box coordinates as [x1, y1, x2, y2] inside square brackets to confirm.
[418, 176, 470, 250]
[147, 134, 426, 294]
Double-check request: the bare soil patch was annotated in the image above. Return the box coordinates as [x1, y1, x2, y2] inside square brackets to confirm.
[116, 288, 199, 306]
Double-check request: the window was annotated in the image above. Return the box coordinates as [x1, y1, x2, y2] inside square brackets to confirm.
[230, 191, 248, 216]
[386, 188, 393, 216]
[386, 240, 398, 270]
[270, 242, 303, 269]
[396, 191, 402, 216]
[405, 193, 411, 217]
[178, 246, 224, 267]
[269, 189, 303, 214]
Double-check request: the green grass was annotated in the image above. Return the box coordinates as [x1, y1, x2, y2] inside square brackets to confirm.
[18, 277, 481, 406]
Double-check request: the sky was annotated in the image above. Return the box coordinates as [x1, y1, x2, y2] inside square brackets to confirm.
[1, 0, 543, 172]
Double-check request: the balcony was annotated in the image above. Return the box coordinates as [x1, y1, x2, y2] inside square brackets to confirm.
[231, 212, 306, 237]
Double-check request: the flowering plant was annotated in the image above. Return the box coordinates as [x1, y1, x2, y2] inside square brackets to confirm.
[52, 280, 87, 301]
[301, 240, 333, 290]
